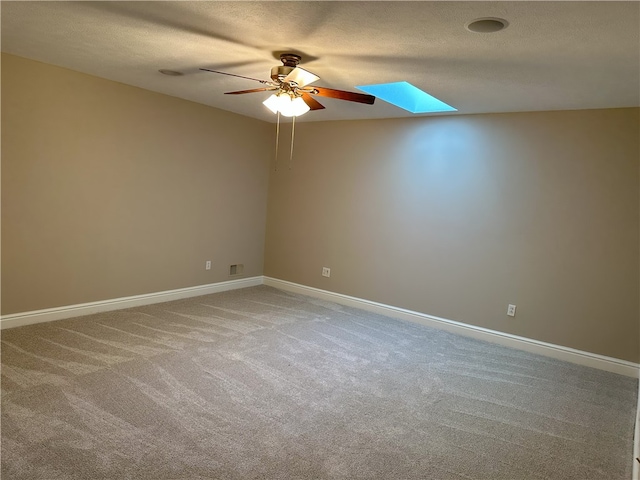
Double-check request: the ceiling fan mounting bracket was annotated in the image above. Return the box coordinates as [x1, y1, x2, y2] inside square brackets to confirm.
[279, 53, 302, 67]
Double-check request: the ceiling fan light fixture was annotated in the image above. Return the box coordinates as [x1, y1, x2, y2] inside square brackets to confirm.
[287, 97, 311, 117]
[263, 93, 310, 117]
[276, 94, 295, 116]
[263, 94, 281, 114]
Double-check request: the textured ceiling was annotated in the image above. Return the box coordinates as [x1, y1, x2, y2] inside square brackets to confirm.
[2, 1, 639, 123]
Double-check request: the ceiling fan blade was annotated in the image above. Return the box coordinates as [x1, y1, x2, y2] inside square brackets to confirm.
[225, 87, 278, 95]
[301, 93, 325, 110]
[311, 87, 376, 105]
[284, 67, 320, 88]
[200, 68, 271, 85]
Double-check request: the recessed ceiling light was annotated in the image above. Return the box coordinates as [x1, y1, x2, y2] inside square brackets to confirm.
[465, 17, 508, 33]
[356, 82, 456, 114]
[158, 69, 183, 76]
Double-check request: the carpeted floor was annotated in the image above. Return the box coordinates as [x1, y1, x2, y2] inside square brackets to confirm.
[1, 285, 637, 479]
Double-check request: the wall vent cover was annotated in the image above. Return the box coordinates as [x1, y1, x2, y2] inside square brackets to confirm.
[229, 264, 244, 276]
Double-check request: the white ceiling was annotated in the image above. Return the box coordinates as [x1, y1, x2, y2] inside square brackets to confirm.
[2, 1, 639, 123]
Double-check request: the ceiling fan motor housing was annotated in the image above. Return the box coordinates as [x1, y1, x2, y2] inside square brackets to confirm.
[271, 65, 295, 82]
[271, 53, 301, 82]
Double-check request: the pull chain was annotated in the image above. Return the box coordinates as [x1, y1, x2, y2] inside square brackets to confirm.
[274, 111, 281, 171]
[289, 115, 296, 169]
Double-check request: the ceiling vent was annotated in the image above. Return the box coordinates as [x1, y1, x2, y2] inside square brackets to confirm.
[465, 18, 508, 33]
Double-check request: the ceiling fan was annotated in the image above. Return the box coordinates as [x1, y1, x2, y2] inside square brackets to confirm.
[200, 53, 376, 117]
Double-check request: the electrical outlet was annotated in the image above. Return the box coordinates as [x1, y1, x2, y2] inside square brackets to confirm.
[322, 267, 331, 278]
[205, 261, 211, 270]
[507, 304, 516, 317]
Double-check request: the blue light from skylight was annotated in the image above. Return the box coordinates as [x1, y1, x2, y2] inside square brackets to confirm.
[355, 81, 457, 114]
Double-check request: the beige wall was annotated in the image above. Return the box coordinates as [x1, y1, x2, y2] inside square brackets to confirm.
[264, 108, 640, 363]
[3, 53, 638, 363]
[1, 54, 272, 314]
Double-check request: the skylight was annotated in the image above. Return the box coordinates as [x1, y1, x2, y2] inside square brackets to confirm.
[355, 81, 457, 114]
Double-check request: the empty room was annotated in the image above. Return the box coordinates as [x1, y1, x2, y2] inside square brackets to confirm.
[1, 2, 638, 479]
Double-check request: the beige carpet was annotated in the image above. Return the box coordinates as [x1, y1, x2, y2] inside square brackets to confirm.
[1, 285, 637, 479]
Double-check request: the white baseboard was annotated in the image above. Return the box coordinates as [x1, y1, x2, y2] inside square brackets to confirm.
[0, 276, 263, 330]
[3, 275, 638, 379]
[264, 277, 639, 378]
